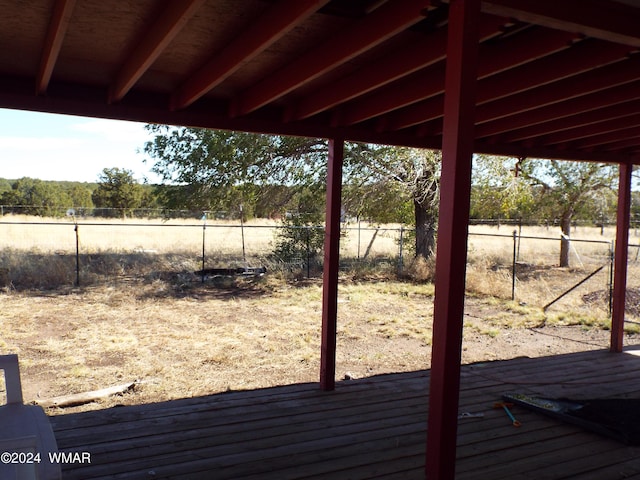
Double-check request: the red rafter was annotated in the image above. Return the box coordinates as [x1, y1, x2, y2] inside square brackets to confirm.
[379, 27, 579, 131]
[36, 0, 77, 95]
[574, 124, 640, 150]
[475, 79, 640, 138]
[476, 39, 629, 103]
[475, 58, 640, 124]
[109, 0, 206, 104]
[603, 138, 640, 152]
[171, 0, 329, 111]
[389, 38, 628, 132]
[540, 112, 640, 146]
[481, 0, 640, 47]
[335, 61, 446, 127]
[286, 14, 506, 122]
[230, 0, 430, 117]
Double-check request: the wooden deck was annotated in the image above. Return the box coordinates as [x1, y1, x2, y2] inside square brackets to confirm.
[50, 345, 640, 479]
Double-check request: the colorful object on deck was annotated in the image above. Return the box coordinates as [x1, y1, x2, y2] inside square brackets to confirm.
[494, 401, 522, 427]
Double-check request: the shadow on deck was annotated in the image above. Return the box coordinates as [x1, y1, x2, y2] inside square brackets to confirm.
[50, 345, 640, 479]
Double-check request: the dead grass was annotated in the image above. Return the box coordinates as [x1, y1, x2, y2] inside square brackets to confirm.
[0, 277, 436, 413]
[2, 219, 638, 415]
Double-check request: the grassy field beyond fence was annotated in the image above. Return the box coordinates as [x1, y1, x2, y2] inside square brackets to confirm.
[2, 216, 639, 321]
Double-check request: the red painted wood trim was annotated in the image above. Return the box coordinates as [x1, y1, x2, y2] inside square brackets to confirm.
[611, 162, 633, 352]
[170, 0, 328, 110]
[320, 138, 344, 391]
[36, 0, 77, 95]
[231, 0, 429, 117]
[497, 98, 640, 143]
[481, 0, 640, 47]
[289, 14, 506, 122]
[476, 79, 640, 139]
[109, 0, 206, 104]
[425, 0, 480, 479]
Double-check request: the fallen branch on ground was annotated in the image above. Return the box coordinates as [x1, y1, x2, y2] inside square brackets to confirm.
[34, 381, 137, 408]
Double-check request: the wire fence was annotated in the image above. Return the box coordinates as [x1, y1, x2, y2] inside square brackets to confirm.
[1, 217, 639, 318]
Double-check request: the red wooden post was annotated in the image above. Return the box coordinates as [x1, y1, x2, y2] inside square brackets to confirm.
[611, 161, 632, 352]
[320, 138, 344, 391]
[425, 0, 480, 479]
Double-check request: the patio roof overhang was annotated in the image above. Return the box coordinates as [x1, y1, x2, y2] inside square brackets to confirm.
[1, 1, 639, 479]
[1, 0, 639, 162]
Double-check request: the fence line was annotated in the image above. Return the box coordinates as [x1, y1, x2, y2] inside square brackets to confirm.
[2, 220, 639, 316]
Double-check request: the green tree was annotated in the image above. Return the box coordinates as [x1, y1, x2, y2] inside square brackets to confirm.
[144, 126, 442, 260]
[144, 126, 326, 213]
[343, 146, 441, 258]
[92, 168, 145, 218]
[343, 180, 412, 225]
[0, 178, 11, 197]
[471, 155, 535, 222]
[0, 177, 70, 216]
[66, 184, 94, 210]
[520, 159, 616, 267]
[272, 187, 327, 268]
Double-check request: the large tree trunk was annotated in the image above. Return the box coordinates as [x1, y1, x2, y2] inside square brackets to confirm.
[414, 198, 437, 259]
[560, 211, 572, 267]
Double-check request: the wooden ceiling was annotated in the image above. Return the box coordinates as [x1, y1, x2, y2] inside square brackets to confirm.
[1, 0, 640, 163]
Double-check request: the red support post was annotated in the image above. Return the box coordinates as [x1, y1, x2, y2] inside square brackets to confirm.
[320, 138, 344, 391]
[611, 161, 633, 352]
[425, 0, 480, 479]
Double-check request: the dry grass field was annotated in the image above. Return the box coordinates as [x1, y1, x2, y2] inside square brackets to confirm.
[1, 216, 639, 414]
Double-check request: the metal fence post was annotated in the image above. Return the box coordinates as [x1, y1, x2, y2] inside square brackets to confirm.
[609, 240, 614, 315]
[306, 226, 311, 278]
[201, 216, 206, 283]
[240, 204, 246, 265]
[398, 226, 404, 275]
[511, 230, 517, 301]
[74, 223, 80, 287]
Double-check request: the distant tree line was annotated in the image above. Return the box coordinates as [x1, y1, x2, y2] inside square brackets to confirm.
[1, 129, 638, 268]
[0, 162, 634, 229]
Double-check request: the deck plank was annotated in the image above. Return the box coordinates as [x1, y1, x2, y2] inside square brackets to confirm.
[50, 346, 640, 479]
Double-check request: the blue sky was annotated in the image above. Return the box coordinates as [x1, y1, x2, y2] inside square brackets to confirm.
[0, 108, 161, 183]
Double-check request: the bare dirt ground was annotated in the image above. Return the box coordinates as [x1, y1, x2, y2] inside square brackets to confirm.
[0, 275, 633, 415]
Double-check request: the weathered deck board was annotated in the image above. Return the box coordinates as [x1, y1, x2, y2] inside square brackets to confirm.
[49, 345, 640, 479]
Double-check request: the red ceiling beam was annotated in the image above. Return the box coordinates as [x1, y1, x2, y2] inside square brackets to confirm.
[379, 34, 618, 131]
[540, 112, 640, 146]
[335, 61, 447, 127]
[170, 0, 328, 111]
[473, 138, 638, 163]
[573, 125, 640, 150]
[230, 0, 430, 117]
[109, 0, 206, 104]
[287, 26, 450, 123]
[603, 138, 640, 152]
[474, 58, 640, 125]
[476, 82, 640, 142]
[286, 14, 506, 122]
[480, 0, 640, 47]
[476, 39, 628, 104]
[419, 73, 640, 140]
[337, 19, 552, 127]
[381, 36, 628, 133]
[36, 0, 77, 95]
